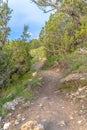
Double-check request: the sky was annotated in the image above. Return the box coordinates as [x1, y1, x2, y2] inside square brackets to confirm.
[7, 0, 50, 40]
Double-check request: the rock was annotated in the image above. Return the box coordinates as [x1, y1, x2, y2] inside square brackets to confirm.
[21, 120, 44, 130]
[42, 97, 48, 100]
[3, 97, 23, 110]
[32, 72, 37, 77]
[78, 95, 86, 99]
[78, 86, 87, 92]
[3, 122, 10, 130]
[70, 116, 74, 120]
[39, 103, 43, 108]
[60, 73, 87, 83]
[17, 114, 21, 119]
[67, 85, 87, 100]
[14, 120, 20, 125]
[21, 118, 26, 121]
[77, 48, 87, 55]
[77, 120, 82, 124]
[22, 101, 30, 108]
[58, 120, 66, 126]
[81, 105, 85, 109]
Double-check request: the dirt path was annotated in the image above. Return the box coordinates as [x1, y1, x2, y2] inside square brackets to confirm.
[1, 69, 87, 130]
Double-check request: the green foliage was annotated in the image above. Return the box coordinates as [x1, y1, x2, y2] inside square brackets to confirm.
[60, 44, 87, 73]
[0, 0, 87, 117]
[70, 55, 87, 73]
[30, 46, 46, 66]
[43, 55, 57, 69]
[0, 71, 42, 116]
[60, 82, 77, 92]
[75, 16, 87, 44]
[0, 0, 12, 45]
[0, 40, 32, 87]
[29, 39, 41, 49]
[33, 0, 87, 61]
[5, 40, 31, 71]
[39, 12, 75, 58]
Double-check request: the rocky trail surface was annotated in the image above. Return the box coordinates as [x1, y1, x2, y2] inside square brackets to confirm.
[0, 69, 87, 130]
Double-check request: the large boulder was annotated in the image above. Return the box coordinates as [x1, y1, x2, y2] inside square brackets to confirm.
[60, 73, 87, 83]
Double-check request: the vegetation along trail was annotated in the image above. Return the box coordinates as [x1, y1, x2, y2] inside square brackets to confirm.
[1, 68, 87, 130]
[0, 0, 87, 130]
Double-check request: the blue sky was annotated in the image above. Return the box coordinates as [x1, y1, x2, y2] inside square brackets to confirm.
[8, 0, 50, 40]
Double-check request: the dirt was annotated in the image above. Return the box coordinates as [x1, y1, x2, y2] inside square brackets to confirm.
[1, 69, 87, 130]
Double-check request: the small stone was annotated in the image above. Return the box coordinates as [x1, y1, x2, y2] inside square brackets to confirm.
[36, 115, 40, 119]
[70, 116, 74, 120]
[39, 103, 43, 107]
[3, 122, 10, 130]
[8, 113, 12, 117]
[77, 120, 82, 124]
[81, 105, 85, 109]
[17, 114, 21, 119]
[3, 97, 23, 110]
[41, 119, 47, 122]
[15, 120, 20, 125]
[42, 97, 48, 100]
[58, 120, 66, 126]
[78, 95, 86, 99]
[11, 107, 15, 110]
[54, 90, 60, 94]
[32, 72, 37, 77]
[31, 103, 34, 105]
[22, 101, 30, 108]
[74, 111, 77, 114]
[21, 118, 26, 121]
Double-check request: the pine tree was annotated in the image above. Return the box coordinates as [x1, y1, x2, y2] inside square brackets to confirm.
[21, 25, 31, 42]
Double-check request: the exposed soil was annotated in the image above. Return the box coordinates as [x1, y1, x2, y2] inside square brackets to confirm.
[1, 69, 87, 130]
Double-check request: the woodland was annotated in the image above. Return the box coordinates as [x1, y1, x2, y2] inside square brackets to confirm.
[0, 0, 87, 118]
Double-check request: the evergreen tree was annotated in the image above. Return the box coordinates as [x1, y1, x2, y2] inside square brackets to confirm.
[39, 12, 75, 57]
[21, 25, 31, 42]
[33, 0, 87, 58]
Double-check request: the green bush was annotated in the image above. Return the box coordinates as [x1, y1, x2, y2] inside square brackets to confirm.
[0, 40, 32, 87]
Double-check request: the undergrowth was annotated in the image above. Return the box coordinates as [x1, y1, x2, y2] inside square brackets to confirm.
[0, 71, 42, 117]
[59, 43, 87, 91]
[42, 55, 57, 69]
